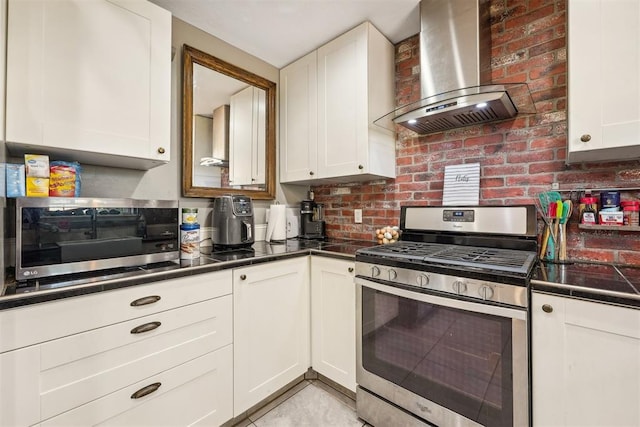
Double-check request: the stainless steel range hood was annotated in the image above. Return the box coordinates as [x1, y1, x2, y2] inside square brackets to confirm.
[375, 0, 535, 135]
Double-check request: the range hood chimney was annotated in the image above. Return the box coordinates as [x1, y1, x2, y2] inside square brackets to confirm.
[375, 0, 535, 135]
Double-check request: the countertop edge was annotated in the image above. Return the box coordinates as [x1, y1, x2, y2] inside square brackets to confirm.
[0, 247, 356, 311]
[531, 279, 640, 309]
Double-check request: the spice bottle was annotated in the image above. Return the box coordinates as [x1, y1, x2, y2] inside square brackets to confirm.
[580, 203, 597, 225]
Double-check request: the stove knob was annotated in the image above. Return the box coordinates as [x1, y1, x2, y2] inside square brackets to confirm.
[388, 269, 397, 280]
[371, 266, 381, 278]
[416, 274, 430, 287]
[452, 280, 467, 294]
[478, 285, 495, 300]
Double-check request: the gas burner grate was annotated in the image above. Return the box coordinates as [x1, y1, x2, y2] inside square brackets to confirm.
[358, 241, 536, 275]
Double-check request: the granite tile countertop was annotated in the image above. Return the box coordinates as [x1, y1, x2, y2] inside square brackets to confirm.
[531, 261, 640, 308]
[1, 238, 379, 311]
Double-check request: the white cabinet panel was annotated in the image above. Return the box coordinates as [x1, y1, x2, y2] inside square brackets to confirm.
[5, 0, 171, 170]
[279, 51, 318, 183]
[229, 86, 266, 186]
[310, 257, 356, 392]
[233, 257, 310, 415]
[41, 346, 233, 427]
[279, 22, 395, 184]
[39, 296, 232, 420]
[532, 292, 640, 426]
[0, 345, 41, 427]
[567, 0, 640, 163]
[0, 270, 232, 353]
[0, 271, 234, 426]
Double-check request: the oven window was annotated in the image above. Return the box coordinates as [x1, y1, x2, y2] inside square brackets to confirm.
[361, 287, 514, 426]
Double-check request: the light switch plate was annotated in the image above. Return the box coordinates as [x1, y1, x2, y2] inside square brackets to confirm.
[354, 209, 362, 223]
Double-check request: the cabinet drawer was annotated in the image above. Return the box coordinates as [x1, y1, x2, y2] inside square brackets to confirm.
[41, 345, 233, 426]
[38, 295, 231, 420]
[0, 270, 232, 353]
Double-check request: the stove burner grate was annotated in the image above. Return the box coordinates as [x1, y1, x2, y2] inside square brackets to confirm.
[358, 241, 536, 275]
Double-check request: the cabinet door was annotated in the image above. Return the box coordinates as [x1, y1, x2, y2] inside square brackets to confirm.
[5, 0, 171, 170]
[567, 0, 640, 163]
[317, 23, 368, 179]
[279, 51, 318, 183]
[229, 86, 266, 186]
[532, 293, 640, 426]
[310, 257, 356, 392]
[0, 269, 232, 353]
[41, 346, 233, 427]
[0, 346, 41, 427]
[233, 257, 310, 415]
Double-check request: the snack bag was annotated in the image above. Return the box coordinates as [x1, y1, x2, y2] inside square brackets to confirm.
[49, 161, 82, 197]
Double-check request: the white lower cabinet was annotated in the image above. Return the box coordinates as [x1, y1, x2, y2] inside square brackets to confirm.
[310, 256, 356, 392]
[233, 257, 311, 416]
[41, 345, 233, 427]
[0, 270, 233, 427]
[532, 292, 640, 427]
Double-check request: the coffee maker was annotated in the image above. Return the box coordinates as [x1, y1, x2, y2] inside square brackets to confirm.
[300, 199, 326, 239]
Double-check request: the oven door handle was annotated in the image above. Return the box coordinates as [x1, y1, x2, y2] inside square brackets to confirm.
[355, 278, 526, 321]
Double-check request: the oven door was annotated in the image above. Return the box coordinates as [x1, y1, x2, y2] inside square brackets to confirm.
[356, 278, 528, 427]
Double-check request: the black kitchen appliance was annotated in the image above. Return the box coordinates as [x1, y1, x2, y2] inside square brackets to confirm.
[299, 199, 326, 240]
[355, 205, 537, 427]
[14, 198, 179, 282]
[212, 195, 255, 249]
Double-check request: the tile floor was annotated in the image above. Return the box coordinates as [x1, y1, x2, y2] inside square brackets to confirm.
[234, 380, 369, 427]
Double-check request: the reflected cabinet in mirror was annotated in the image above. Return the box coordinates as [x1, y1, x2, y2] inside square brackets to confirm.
[182, 45, 276, 199]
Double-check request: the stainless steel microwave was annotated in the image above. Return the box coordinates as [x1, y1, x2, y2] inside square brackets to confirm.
[15, 198, 179, 281]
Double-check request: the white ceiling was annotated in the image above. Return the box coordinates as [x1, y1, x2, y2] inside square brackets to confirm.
[149, 0, 421, 68]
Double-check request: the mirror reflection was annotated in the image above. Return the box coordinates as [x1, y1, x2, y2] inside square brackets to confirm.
[182, 45, 276, 199]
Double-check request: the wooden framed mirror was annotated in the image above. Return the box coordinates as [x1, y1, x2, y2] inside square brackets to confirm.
[182, 44, 276, 199]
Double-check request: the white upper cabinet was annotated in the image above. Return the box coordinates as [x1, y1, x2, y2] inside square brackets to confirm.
[280, 51, 318, 183]
[5, 0, 171, 170]
[229, 86, 266, 186]
[567, 0, 640, 163]
[280, 22, 396, 184]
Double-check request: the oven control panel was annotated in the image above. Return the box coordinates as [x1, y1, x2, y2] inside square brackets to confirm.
[356, 262, 527, 308]
[442, 209, 475, 222]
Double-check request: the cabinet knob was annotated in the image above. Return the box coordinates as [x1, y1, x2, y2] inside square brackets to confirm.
[309, 171, 315, 176]
[358, 164, 364, 170]
[580, 134, 591, 142]
[240, 274, 247, 280]
[542, 304, 553, 313]
[157, 147, 166, 154]
[251, 178, 256, 182]
[348, 267, 354, 273]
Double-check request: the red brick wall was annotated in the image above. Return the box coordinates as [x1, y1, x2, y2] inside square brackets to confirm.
[313, 0, 640, 264]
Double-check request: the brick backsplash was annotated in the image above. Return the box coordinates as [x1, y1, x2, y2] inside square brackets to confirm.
[312, 0, 640, 263]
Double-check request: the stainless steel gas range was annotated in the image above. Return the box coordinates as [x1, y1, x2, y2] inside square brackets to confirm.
[355, 205, 537, 427]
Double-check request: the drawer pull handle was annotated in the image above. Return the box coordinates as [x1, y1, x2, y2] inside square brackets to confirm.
[542, 304, 553, 313]
[130, 295, 161, 307]
[130, 321, 161, 334]
[348, 267, 354, 273]
[131, 382, 162, 399]
[240, 274, 247, 280]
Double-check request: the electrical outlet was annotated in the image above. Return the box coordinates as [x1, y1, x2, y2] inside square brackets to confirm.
[354, 209, 362, 224]
[551, 182, 560, 190]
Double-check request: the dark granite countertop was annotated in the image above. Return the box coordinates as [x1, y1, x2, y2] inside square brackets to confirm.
[0, 238, 379, 310]
[531, 261, 640, 308]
